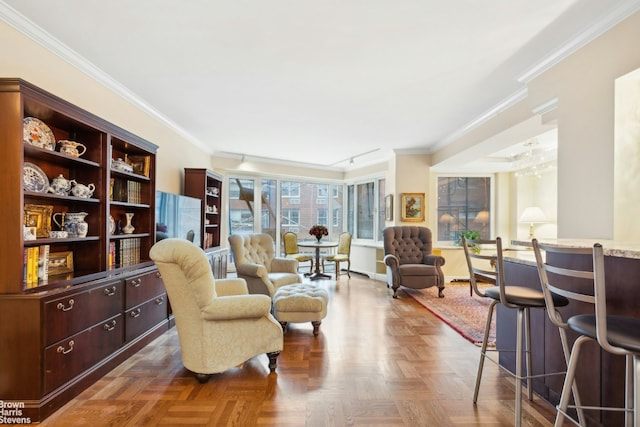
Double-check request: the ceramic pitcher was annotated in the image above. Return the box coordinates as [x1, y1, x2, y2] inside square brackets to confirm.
[53, 212, 89, 238]
[58, 140, 87, 158]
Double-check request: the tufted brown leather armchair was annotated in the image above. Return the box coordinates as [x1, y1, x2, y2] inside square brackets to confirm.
[383, 226, 446, 298]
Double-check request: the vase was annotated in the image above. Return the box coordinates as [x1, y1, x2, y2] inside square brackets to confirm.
[54, 212, 89, 238]
[316, 236, 322, 242]
[122, 212, 135, 234]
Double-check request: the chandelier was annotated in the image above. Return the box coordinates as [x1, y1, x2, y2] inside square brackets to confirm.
[511, 140, 556, 178]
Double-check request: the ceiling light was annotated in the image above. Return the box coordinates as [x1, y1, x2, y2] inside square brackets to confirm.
[512, 139, 556, 178]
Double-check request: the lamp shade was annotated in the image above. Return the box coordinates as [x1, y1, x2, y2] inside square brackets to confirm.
[439, 213, 454, 223]
[475, 210, 490, 223]
[519, 206, 547, 224]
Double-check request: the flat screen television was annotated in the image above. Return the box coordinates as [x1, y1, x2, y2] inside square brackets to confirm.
[155, 191, 202, 246]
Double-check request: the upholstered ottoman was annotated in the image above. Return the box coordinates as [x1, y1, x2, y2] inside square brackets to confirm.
[272, 284, 329, 336]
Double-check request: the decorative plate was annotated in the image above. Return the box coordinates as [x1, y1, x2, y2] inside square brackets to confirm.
[23, 162, 49, 193]
[23, 117, 55, 150]
[109, 215, 116, 235]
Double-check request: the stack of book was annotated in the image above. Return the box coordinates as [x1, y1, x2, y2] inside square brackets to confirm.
[24, 244, 50, 288]
[113, 238, 140, 268]
[110, 179, 142, 203]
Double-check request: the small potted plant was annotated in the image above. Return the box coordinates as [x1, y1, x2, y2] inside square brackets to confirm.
[309, 225, 329, 242]
[457, 230, 481, 254]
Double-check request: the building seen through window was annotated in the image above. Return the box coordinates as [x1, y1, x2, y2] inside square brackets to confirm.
[437, 176, 491, 243]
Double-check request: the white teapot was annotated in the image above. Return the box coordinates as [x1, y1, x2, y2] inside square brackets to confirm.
[71, 182, 95, 198]
[48, 174, 76, 196]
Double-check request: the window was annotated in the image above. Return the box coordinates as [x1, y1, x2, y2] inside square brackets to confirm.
[437, 176, 491, 243]
[317, 184, 328, 198]
[228, 176, 344, 249]
[282, 209, 300, 226]
[377, 178, 385, 241]
[317, 209, 328, 226]
[346, 178, 384, 241]
[261, 179, 277, 240]
[229, 178, 255, 235]
[281, 181, 300, 198]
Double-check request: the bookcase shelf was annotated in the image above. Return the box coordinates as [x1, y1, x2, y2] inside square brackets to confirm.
[184, 168, 223, 250]
[0, 78, 168, 422]
[183, 168, 228, 279]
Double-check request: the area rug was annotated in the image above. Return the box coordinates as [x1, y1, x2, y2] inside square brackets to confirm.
[403, 282, 495, 345]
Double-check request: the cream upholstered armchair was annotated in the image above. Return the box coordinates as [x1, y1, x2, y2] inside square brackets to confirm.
[228, 233, 302, 297]
[383, 226, 446, 298]
[149, 238, 283, 383]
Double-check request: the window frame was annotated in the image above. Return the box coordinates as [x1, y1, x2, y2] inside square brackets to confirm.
[435, 174, 494, 245]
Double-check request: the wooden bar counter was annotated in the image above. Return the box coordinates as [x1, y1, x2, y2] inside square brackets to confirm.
[499, 239, 640, 427]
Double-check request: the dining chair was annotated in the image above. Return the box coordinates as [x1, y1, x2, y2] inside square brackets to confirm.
[462, 236, 570, 427]
[322, 232, 352, 278]
[282, 231, 314, 274]
[533, 239, 640, 426]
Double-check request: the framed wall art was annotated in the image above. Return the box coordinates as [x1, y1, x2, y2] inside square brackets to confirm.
[24, 204, 53, 238]
[127, 155, 150, 177]
[48, 251, 74, 275]
[385, 194, 393, 221]
[401, 193, 425, 222]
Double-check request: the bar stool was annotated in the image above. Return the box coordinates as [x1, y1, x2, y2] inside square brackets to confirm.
[462, 236, 569, 427]
[533, 239, 640, 426]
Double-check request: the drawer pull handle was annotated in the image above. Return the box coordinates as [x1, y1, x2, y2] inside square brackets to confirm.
[56, 299, 74, 312]
[130, 278, 142, 288]
[129, 308, 142, 318]
[155, 296, 165, 305]
[103, 320, 116, 331]
[57, 340, 74, 355]
[104, 286, 116, 296]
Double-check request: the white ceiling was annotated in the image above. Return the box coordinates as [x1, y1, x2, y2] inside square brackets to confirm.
[2, 0, 640, 170]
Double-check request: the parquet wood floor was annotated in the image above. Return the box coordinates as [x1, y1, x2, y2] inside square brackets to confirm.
[40, 275, 556, 426]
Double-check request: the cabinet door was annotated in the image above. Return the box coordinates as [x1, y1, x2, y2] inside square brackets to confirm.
[45, 280, 123, 345]
[124, 294, 168, 342]
[124, 269, 165, 309]
[44, 314, 123, 394]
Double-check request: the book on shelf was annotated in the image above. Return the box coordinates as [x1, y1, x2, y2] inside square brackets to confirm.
[115, 238, 141, 268]
[111, 179, 141, 203]
[38, 244, 50, 285]
[23, 244, 50, 288]
[108, 241, 116, 270]
[127, 180, 141, 204]
[205, 232, 214, 248]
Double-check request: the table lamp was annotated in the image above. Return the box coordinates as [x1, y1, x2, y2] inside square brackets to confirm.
[519, 206, 547, 239]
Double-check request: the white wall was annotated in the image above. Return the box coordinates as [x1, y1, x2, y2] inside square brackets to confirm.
[614, 70, 640, 240]
[432, 10, 640, 241]
[0, 20, 213, 194]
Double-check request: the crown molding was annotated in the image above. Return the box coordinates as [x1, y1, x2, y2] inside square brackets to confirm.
[0, 1, 212, 154]
[517, 0, 640, 83]
[434, 87, 529, 150]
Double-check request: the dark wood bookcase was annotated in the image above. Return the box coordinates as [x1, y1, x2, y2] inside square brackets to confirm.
[183, 168, 228, 279]
[0, 78, 169, 422]
[183, 168, 223, 249]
